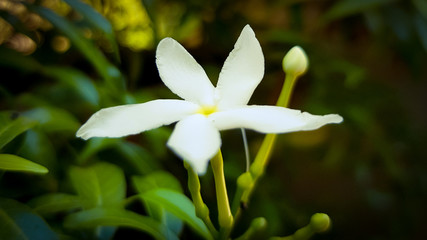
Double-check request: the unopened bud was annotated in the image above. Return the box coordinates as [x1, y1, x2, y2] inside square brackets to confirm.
[310, 213, 331, 233]
[251, 217, 267, 230]
[282, 46, 308, 77]
[237, 172, 254, 190]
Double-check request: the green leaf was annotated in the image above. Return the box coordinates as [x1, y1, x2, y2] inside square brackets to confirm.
[132, 171, 183, 193]
[322, 0, 395, 22]
[0, 198, 59, 240]
[62, 0, 120, 63]
[64, 207, 178, 240]
[414, 13, 427, 52]
[132, 172, 184, 235]
[77, 138, 120, 165]
[69, 162, 126, 209]
[0, 154, 48, 174]
[17, 130, 56, 173]
[0, 112, 36, 149]
[0, 50, 99, 106]
[115, 141, 160, 174]
[41, 66, 99, 106]
[140, 189, 212, 240]
[28, 193, 82, 216]
[26, 4, 123, 90]
[23, 107, 80, 133]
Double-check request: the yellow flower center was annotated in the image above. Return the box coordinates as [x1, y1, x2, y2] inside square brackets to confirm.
[197, 105, 217, 116]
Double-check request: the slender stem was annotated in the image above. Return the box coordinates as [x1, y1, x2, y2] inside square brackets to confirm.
[276, 74, 297, 108]
[184, 162, 218, 237]
[211, 151, 233, 230]
[240, 128, 250, 172]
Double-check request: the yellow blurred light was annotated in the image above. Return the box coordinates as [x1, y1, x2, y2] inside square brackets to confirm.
[0, 18, 13, 44]
[51, 35, 70, 53]
[6, 33, 37, 55]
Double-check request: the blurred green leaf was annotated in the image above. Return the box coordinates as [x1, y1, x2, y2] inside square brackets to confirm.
[62, 0, 120, 63]
[64, 207, 178, 240]
[69, 162, 126, 209]
[77, 139, 160, 174]
[0, 112, 36, 149]
[42, 66, 99, 106]
[385, 7, 412, 41]
[132, 172, 183, 235]
[139, 189, 212, 240]
[322, 0, 395, 22]
[28, 193, 82, 216]
[26, 4, 124, 90]
[132, 171, 182, 193]
[0, 49, 99, 106]
[78, 138, 120, 165]
[413, 0, 427, 17]
[115, 141, 161, 174]
[0, 198, 58, 240]
[0, 47, 41, 73]
[23, 107, 80, 133]
[17, 130, 56, 172]
[414, 13, 427, 52]
[0, 154, 48, 174]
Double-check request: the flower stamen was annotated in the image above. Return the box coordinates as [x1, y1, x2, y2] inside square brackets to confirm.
[197, 105, 217, 116]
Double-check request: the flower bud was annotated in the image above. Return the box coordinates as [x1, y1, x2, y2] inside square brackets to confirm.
[237, 172, 254, 190]
[250, 217, 267, 230]
[310, 213, 331, 233]
[282, 46, 309, 77]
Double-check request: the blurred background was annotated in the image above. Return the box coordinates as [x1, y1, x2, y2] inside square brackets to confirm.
[0, 0, 426, 239]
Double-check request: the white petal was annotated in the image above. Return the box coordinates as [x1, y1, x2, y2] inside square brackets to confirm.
[156, 38, 215, 106]
[209, 105, 343, 133]
[215, 25, 264, 109]
[76, 100, 199, 139]
[167, 114, 221, 175]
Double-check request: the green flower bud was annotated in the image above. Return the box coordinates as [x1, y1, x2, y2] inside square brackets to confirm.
[237, 172, 254, 190]
[310, 213, 331, 233]
[251, 217, 267, 230]
[282, 46, 309, 77]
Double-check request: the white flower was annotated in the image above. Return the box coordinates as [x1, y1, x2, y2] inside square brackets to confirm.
[76, 25, 343, 175]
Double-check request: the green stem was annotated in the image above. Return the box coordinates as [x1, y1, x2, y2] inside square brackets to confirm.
[211, 151, 233, 231]
[276, 74, 297, 108]
[184, 162, 218, 237]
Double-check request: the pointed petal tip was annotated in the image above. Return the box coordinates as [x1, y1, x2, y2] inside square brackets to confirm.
[216, 24, 264, 108]
[157, 37, 175, 48]
[75, 128, 90, 140]
[155, 37, 215, 105]
[329, 114, 344, 124]
[240, 25, 257, 41]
